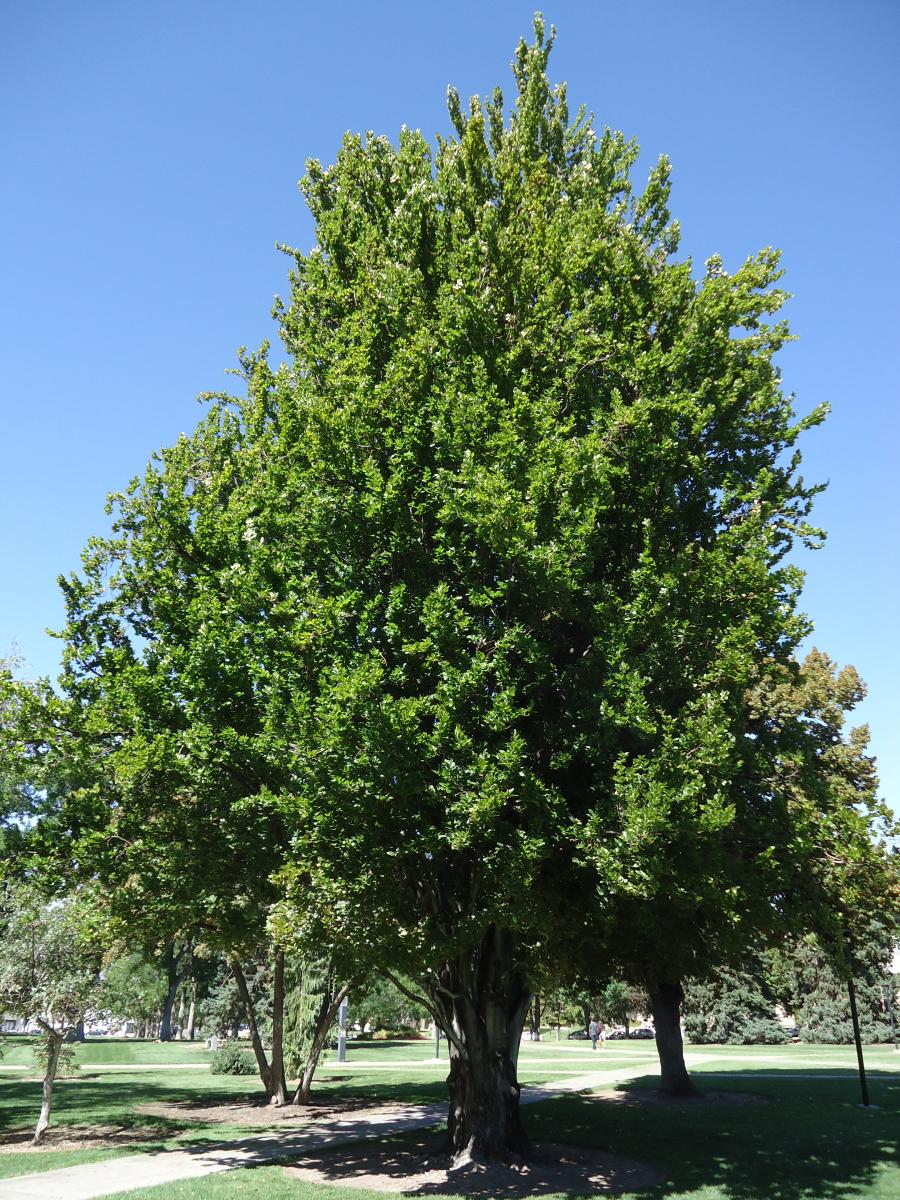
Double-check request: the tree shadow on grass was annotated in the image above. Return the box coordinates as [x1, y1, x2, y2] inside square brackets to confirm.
[0, 1072, 448, 1147]
[522, 1069, 899, 1199]
[0, 1075, 263, 1136]
[278, 1131, 663, 1197]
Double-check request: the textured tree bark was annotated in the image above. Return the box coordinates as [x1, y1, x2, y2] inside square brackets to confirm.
[429, 926, 532, 1165]
[292, 982, 352, 1105]
[268, 950, 288, 1106]
[649, 980, 700, 1098]
[33, 1031, 63, 1145]
[159, 941, 184, 1041]
[231, 956, 272, 1095]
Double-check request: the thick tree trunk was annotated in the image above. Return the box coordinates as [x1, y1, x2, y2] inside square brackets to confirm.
[268, 950, 288, 1106]
[649, 980, 700, 1098]
[429, 926, 531, 1165]
[33, 1031, 63, 1145]
[230, 957, 272, 1096]
[292, 982, 352, 1105]
[74, 1019, 86, 1042]
[159, 941, 182, 1041]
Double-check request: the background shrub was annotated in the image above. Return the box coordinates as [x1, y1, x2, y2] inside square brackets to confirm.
[209, 1041, 257, 1075]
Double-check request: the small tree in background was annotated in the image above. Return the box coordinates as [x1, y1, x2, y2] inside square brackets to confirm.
[100, 951, 166, 1036]
[598, 981, 648, 1037]
[0, 886, 107, 1144]
[355, 974, 430, 1035]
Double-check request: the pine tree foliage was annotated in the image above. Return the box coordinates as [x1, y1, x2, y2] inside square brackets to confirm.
[682, 964, 788, 1045]
[771, 923, 897, 1045]
[283, 955, 331, 1076]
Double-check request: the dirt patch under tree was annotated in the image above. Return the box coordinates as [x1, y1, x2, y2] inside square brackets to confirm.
[281, 1134, 663, 1196]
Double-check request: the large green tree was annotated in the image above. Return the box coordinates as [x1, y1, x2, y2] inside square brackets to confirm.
[19, 17, 876, 1162]
[259, 18, 828, 1155]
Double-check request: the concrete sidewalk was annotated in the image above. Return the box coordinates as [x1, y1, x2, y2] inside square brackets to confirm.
[0, 1102, 448, 1200]
[0, 1065, 653, 1200]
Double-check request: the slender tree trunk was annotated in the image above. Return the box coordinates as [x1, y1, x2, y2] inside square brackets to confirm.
[175, 991, 185, 1039]
[531, 994, 542, 1041]
[428, 925, 531, 1165]
[33, 1031, 63, 1145]
[649, 980, 700, 1098]
[230, 957, 272, 1095]
[268, 950, 288, 1106]
[186, 984, 196, 1041]
[292, 982, 352, 1105]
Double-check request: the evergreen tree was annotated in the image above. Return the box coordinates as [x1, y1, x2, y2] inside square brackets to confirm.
[682, 963, 787, 1045]
[771, 923, 897, 1044]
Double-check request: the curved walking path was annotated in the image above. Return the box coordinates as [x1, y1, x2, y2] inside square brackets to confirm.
[0, 1060, 665, 1200]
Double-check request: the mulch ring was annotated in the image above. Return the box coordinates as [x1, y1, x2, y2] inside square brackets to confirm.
[0, 1123, 177, 1153]
[596, 1087, 769, 1108]
[135, 1096, 391, 1127]
[281, 1134, 663, 1195]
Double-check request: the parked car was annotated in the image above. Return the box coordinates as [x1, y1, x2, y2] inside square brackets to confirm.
[567, 1029, 590, 1039]
[628, 1027, 655, 1039]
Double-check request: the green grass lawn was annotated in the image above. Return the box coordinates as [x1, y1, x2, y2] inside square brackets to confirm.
[0, 1035, 212, 1067]
[1, 1036, 898, 1197]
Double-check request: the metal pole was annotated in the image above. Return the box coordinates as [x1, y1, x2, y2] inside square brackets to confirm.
[337, 997, 348, 1064]
[434, 1022, 440, 1059]
[846, 973, 870, 1107]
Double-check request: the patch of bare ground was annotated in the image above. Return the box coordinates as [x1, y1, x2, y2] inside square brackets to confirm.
[134, 1097, 394, 1127]
[596, 1087, 769, 1108]
[0, 1124, 175, 1153]
[281, 1134, 663, 1195]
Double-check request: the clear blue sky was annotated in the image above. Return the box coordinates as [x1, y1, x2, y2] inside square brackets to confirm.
[2, 1, 898, 812]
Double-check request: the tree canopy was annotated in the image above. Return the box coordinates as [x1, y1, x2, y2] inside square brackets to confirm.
[3, 16, 895, 1162]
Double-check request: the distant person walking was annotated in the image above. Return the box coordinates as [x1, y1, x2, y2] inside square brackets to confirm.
[598, 1020, 606, 1050]
[589, 1017, 600, 1050]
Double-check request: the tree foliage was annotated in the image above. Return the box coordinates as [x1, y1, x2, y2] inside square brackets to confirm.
[682, 963, 788, 1045]
[770, 922, 898, 1045]
[4, 16, 895, 1157]
[0, 885, 108, 1142]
